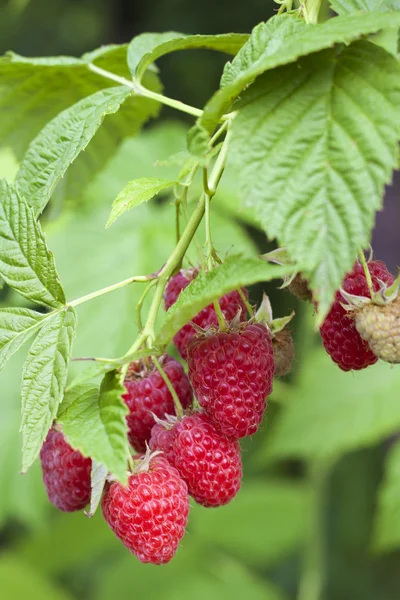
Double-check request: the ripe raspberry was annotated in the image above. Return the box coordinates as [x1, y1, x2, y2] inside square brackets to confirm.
[164, 268, 248, 359]
[150, 412, 242, 507]
[123, 355, 192, 452]
[40, 428, 91, 512]
[187, 322, 274, 438]
[272, 329, 295, 376]
[101, 455, 189, 564]
[355, 295, 400, 364]
[320, 260, 394, 371]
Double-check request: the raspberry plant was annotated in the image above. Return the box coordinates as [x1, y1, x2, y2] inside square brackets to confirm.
[1, 0, 400, 570]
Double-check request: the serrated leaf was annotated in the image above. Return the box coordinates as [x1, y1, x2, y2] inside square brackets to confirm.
[129, 32, 249, 82]
[331, 0, 400, 14]
[229, 42, 400, 317]
[263, 350, 400, 462]
[106, 177, 176, 228]
[0, 180, 65, 308]
[21, 307, 76, 472]
[155, 254, 292, 348]
[86, 460, 108, 518]
[0, 308, 45, 371]
[58, 373, 129, 484]
[200, 11, 400, 133]
[0, 47, 161, 201]
[373, 442, 400, 552]
[16, 86, 133, 217]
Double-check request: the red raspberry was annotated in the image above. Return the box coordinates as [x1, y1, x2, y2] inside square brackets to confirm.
[187, 323, 274, 438]
[150, 412, 242, 507]
[123, 355, 192, 452]
[164, 268, 248, 359]
[320, 260, 394, 371]
[40, 428, 91, 512]
[101, 455, 189, 564]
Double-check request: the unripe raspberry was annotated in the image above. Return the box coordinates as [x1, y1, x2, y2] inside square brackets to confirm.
[355, 296, 400, 363]
[40, 428, 91, 512]
[102, 455, 189, 564]
[188, 322, 274, 438]
[123, 355, 192, 452]
[164, 268, 248, 359]
[320, 261, 394, 371]
[272, 329, 295, 376]
[150, 412, 242, 507]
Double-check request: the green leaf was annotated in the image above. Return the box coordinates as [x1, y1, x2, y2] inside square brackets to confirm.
[0, 307, 45, 371]
[191, 480, 310, 567]
[16, 86, 133, 217]
[21, 307, 76, 472]
[86, 461, 108, 517]
[0, 180, 65, 308]
[373, 442, 400, 552]
[187, 123, 210, 157]
[128, 32, 249, 82]
[106, 177, 176, 228]
[57, 373, 129, 484]
[263, 350, 400, 461]
[0, 47, 161, 200]
[331, 0, 400, 15]
[229, 42, 400, 317]
[200, 11, 400, 133]
[155, 254, 291, 348]
[0, 554, 74, 600]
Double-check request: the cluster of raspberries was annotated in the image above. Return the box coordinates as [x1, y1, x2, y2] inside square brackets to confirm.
[40, 268, 283, 565]
[40, 258, 396, 565]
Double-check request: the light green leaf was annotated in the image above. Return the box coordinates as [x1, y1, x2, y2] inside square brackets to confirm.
[0, 307, 45, 371]
[129, 32, 249, 82]
[16, 86, 133, 217]
[57, 376, 129, 484]
[155, 254, 292, 348]
[191, 480, 310, 567]
[331, 0, 400, 14]
[106, 177, 176, 228]
[0, 47, 161, 200]
[263, 350, 400, 461]
[21, 308, 76, 472]
[0, 554, 74, 600]
[187, 123, 210, 157]
[0, 180, 65, 308]
[229, 42, 400, 317]
[373, 442, 400, 552]
[200, 11, 400, 133]
[86, 460, 108, 517]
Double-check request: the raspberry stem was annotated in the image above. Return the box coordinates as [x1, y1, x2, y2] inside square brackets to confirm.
[358, 250, 374, 297]
[213, 300, 227, 331]
[237, 288, 253, 317]
[152, 356, 184, 418]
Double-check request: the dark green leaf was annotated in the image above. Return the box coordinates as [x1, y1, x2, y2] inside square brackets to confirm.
[229, 42, 400, 317]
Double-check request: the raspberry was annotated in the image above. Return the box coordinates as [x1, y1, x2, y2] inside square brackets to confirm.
[272, 329, 295, 377]
[164, 268, 248, 359]
[123, 355, 192, 452]
[101, 455, 189, 564]
[40, 428, 91, 512]
[150, 412, 242, 507]
[320, 260, 394, 371]
[187, 322, 274, 438]
[355, 296, 400, 364]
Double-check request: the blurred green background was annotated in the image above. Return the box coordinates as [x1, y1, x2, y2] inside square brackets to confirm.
[2, 1, 400, 599]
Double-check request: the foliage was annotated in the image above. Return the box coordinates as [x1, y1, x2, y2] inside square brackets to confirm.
[1, 0, 400, 597]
